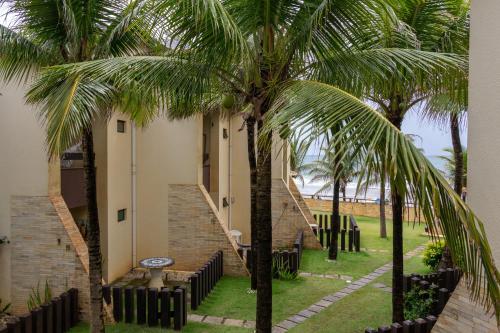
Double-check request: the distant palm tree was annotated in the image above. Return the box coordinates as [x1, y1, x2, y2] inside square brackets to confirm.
[438, 146, 468, 192]
[0, 1, 153, 331]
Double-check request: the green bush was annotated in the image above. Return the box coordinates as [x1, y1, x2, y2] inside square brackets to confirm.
[422, 242, 445, 271]
[27, 281, 52, 311]
[272, 256, 297, 281]
[404, 287, 435, 320]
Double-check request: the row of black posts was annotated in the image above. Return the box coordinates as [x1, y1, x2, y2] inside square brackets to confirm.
[313, 214, 361, 252]
[0, 289, 79, 333]
[190, 251, 223, 310]
[365, 268, 461, 333]
[102, 284, 187, 331]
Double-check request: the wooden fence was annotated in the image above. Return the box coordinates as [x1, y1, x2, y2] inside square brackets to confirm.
[102, 283, 187, 331]
[190, 251, 223, 311]
[365, 268, 461, 333]
[313, 214, 361, 252]
[0, 289, 79, 333]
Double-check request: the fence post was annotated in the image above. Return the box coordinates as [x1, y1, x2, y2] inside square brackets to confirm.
[41, 302, 54, 333]
[112, 287, 122, 322]
[325, 228, 331, 248]
[52, 297, 62, 333]
[414, 318, 427, 333]
[136, 287, 147, 325]
[391, 322, 403, 333]
[70, 289, 78, 326]
[102, 285, 111, 305]
[319, 228, 324, 248]
[426, 315, 437, 330]
[378, 326, 391, 332]
[342, 215, 347, 230]
[160, 288, 171, 328]
[61, 292, 71, 332]
[173, 289, 183, 331]
[290, 250, 299, 274]
[179, 287, 187, 326]
[348, 229, 353, 252]
[124, 287, 134, 323]
[355, 228, 361, 252]
[220, 251, 224, 277]
[438, 288, 450, 313]
[147, 288, 159, 327]
[191, 274, 199, 310]
[319, 215, 323, 229]
[340, 229, 346, 251]
[402, 320, 414, 333]
[32, 308, 43, 333]
[5, 317, 20, 333]
[19, 313, 32, 333]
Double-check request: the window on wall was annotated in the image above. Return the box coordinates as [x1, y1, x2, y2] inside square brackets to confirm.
[117, 209, 126, 222]
[117, 120, 126, 133]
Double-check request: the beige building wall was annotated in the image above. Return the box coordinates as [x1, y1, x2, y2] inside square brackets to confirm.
[434, 1, 500, 331]
[136, 116, 203, 263]
[93, 114, 133, 283]
[0, 82, 49, 304]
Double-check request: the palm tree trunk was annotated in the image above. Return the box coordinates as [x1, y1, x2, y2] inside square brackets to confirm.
[246, 116, 258, 290]
[380, 165, 387, 239]
[388, 112, 404, 323]
[82, 129, 105, 333]
[329, 178, 340, 260]
[256, 118, 272, 333]
[450, 113, 463, 195]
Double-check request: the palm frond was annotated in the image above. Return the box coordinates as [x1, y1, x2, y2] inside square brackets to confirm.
[264, 80, 500, 317]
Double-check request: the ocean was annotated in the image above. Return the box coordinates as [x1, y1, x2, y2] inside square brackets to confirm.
[297, 154, 446, 202]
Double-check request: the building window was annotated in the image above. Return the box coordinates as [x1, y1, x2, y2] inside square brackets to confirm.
[117, 209, 126, 222]
[117, 120, 126, 133]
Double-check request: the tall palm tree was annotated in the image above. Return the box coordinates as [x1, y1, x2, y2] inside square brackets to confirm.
[0, 1, 152, 331]
[438, 146, 468, 192]
[24, 0, 482, 330]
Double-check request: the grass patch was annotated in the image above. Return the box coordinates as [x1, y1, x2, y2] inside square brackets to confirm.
[374, 253, 432, 286]
[288, 287, 392, 333]
[70, 322, 252, 333]
[193, 276, 346, 324]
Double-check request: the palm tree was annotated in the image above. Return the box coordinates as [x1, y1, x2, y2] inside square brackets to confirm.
[438, 146, 468, 193]
[0, 1, 152, 331]
[24, 0, 484, 330]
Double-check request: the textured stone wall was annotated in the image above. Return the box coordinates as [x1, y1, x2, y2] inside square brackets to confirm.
[304, 198, 424, 222]
[168, 184, 248, 276]
[10, 196, 90, 320]
[272, 179, 322, 250]
[288, 178, 316, 226]
[432, 282, 498, 333]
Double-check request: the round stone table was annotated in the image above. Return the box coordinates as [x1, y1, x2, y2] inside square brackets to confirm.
[139, 257, 175, 289]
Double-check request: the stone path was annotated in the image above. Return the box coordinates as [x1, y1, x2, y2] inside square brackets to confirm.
[272, 245, 426, 333]
[188, 314, 256, 329]
[298, 272, 353, 282]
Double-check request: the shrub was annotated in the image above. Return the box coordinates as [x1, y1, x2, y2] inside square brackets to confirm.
[404, 287, 435, 320]
[27, 281, 52, 311]
[272, 256, 297, 281]
[0, 299, 11, 315]
[422, 241, 445, 270]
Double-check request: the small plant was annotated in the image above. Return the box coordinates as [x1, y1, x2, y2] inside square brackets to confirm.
[0, 298, 11, 315]
[404, 287, 435, 320]
[27, 281, 52, 311]
[272, 256, 297, 281]
[422, 241, 445, 271]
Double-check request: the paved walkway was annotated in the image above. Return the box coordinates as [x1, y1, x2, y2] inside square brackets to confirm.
[188, 314, 256, 329]
[272, 245, 426, 333]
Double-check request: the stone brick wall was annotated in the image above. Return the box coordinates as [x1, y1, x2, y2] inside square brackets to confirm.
[288, 178, 316, 226]
[167, 184, 248, 276]
[432, 281, 498, 333]
[304, 197, 424, 222]
[10, 196, 90, 320]
[272, 179, 322, 250]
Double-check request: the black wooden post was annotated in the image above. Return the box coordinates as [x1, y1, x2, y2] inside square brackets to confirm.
[196, 270, 202, 306]
[160, 288, 171, 328]
[179, 286, 187, 326]
[124, 287, 134, 323]
[41, 302, 53, 333]
[378, 326, 391, 332]
[52, 297, 62, 333]
[319, 215, 323, 229]
[325, 228, 331, 248]
[136, 287, 146, 325]
[438, 288, 450, 313]
[348, 229, 354, 252]
[403, 275, 411, 293]
[391, 323, 403, 333]
[173, 289, 183, 331]
[319, 228, 324, 248]
[147, 288, 159, 327]
[191, 274, 199, 310]
[343, 215, 347, 230]
[32, 308, 43, 333]
[102, 285, 111, 305]
[340, 229, 346, 251]
[5, 318, 20, 333]
[220, 251, 224, 277]
[70, 289, 78, 326]
[61, 292, 71, 332]
[112, 287, 122, 322]
[290, 250, 298, 274]
[411, 276, 421, 289]
[414, 318, 427, 333]
[19, 313, 32, 333]
[355, 228, 361, 252]
[402, 320, 414, 333]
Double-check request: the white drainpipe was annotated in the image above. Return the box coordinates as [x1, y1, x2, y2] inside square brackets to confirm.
[131, 121, 137, 267]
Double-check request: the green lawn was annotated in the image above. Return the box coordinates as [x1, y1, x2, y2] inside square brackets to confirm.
[70, 322, 252, 332]
[301, 215, 429, 279]
[193, 276, 346, 324]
